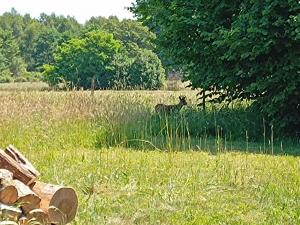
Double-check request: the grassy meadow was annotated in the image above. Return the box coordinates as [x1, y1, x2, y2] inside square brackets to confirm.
[0, 88, 299, 224]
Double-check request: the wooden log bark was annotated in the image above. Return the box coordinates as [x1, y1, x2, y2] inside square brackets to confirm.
[5, 145, 40, 178]
[14, 180, 41, 214]
[0, 150, 37, 186]
[0, 185, 18, 205]
[0, 180, 18, 205]
[18, 217, 29, 225]
[32, 181, 78, 224]
[27, 209, 48, 224]
[0, 169, 18, 204]
[0, 203, 22, 221]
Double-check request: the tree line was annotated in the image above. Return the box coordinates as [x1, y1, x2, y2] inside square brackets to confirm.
[0, 8, 166, 89]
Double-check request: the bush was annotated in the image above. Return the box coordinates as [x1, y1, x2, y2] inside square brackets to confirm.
[0, 69, 13, 83]
[111, 44, 166, 89]
[43, 31, 122, 89]
[44, 32, 166, 90]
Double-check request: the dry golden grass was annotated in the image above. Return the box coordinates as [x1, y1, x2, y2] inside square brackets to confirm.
[0, 90, 198, 122]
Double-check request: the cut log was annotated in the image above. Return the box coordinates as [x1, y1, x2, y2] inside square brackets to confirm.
[0, 169, 18, 204]
[0, 203, 22, 221]
[27, 209, 48, 224]
[0, 150, 37, 185]
[32, 181, 78, 224]
[18, 217, 29, 225]
[0, 180, 18, 205]
[14, 180, 41, 214]
[5, 145, 40, 178]
[0, 185, 18, 205]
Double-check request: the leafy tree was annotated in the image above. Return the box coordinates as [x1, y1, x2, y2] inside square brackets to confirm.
[20, 14, 80, 72]
[44, 31, 122, 89]
[0, 9, 84, 79]
[85, 16, 155, 50]
[111, 43, 165, 89]
[0, 30, 5, 71]
[0, 29, 26, 77]
[20, 19, 45, 71]
[32, 28, 62, 71]
[86, 15, 178, 82]
[0, 8, 25, 39]
[38, 13, 81, 34]
[131, 0, 300, 135]
[85, 17, 166, 89]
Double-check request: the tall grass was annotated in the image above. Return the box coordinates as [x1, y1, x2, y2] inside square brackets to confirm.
[0, 90, 297, 155]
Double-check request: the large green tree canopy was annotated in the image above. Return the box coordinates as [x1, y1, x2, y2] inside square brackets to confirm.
[44, 31, 122, 89]
[111, 43, 165, 89]
[85, 16, 156, 50]
[44, 31, 166, 90]
[131, 0, 300, 135]
[0, 9, 81, 81]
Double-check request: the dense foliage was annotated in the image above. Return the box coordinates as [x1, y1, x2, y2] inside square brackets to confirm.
[111, 43, 165, 89]
[85, 16, 155, 50]
[0, 9, 81, 81]
[0, 9, 166, 89]
[44, 31, 122, 89]
[131, 0, 300, 136]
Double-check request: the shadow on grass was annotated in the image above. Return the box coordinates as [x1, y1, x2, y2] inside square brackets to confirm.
[96, 106, 300, 156]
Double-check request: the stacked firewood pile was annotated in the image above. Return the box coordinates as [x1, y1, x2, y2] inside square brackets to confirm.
[0, 145, 78, 224]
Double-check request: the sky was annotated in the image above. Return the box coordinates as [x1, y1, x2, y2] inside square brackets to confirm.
[0, 0, 135, 23]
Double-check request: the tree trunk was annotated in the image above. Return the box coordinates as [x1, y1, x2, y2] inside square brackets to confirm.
[202, 89, 206, 111]
[32, 181, 78, 225]
[91, 75, 96, 97]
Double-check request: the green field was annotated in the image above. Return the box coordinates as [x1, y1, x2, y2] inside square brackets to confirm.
[0, 89, 299, 224]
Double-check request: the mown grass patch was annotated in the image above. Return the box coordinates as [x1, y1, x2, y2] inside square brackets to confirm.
[20, 147, 300, 224]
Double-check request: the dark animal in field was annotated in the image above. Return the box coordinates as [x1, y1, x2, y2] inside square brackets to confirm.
[155, 96, 187, 115]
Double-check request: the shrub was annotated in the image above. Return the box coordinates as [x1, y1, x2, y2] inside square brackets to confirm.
[111, 44, 166, 90]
